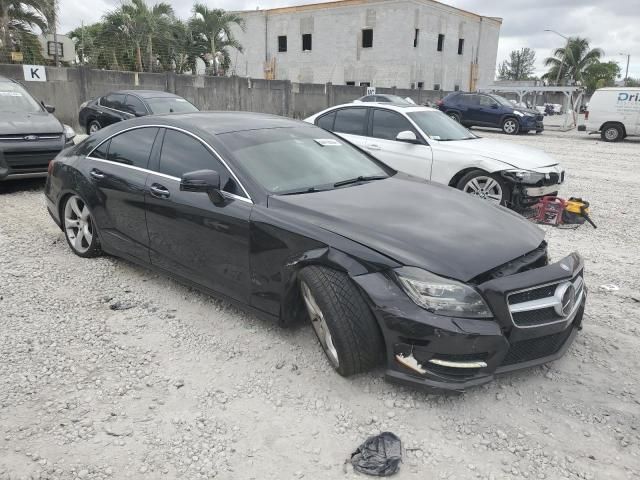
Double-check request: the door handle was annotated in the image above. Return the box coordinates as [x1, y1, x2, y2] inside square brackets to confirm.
[367, 144, 382, 150]
[150, 184, 170, 199]
[90, 169, 105, 180]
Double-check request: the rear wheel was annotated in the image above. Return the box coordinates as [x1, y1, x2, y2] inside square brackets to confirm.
[457, 169, 510, 206]
[601, 123, 623, 142]
[87, 120, 101, 135]
[448, 112, 461, 123]
[299, 266, 384, 376]
[502, 117, 519, 135]
[63, 194, 101, 257]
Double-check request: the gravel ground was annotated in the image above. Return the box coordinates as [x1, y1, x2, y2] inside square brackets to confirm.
[1, 128, 639, 480]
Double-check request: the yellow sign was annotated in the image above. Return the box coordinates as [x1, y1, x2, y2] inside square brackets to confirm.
[11, 52, 24, 62]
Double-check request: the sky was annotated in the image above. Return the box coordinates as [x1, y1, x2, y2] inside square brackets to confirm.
[58, 0, 640, 79]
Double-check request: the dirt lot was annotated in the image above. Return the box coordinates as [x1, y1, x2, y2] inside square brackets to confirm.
[1, 129, 639, 480]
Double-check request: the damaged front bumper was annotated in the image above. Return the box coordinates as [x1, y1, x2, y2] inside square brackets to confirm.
[353, 252, 585, 391]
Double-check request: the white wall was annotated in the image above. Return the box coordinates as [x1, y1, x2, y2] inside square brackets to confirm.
[228, 0, 501, 90]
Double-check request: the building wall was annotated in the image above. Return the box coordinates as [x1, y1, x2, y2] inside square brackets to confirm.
[228, 0, 501, 90]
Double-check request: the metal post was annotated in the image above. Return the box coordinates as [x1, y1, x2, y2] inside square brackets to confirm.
[545, 30, 569, 86]
[620, 53, 630, 82]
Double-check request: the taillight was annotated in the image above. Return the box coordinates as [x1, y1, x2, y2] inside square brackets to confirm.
[436, 99, 444, 106]
[47, 160, 54, 175]
[584, 110, 589, 120]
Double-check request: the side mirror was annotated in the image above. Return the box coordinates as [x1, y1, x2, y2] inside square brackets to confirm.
[490, 103, 499, 109]
[395, 130, 420, 144]
[180, 169, 224, 204]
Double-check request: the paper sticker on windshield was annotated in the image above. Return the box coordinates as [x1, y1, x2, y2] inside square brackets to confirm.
[314, 139, 342, 146]
[0, 91, 23, 97]
[431, 135, 441, 140]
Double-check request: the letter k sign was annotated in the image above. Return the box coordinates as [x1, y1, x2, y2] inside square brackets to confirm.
[23, 65, 47, 82]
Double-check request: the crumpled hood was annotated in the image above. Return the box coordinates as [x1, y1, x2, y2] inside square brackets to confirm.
[0, 111, 63, 135]
[268, 176, 545, 282]
[432, 137, 559, 170]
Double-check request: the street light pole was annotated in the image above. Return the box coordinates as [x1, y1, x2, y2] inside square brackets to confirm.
[620, 52, 630, 83]
[545, 29, 569, 86]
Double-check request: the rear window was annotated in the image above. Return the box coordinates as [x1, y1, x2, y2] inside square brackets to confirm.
[146, 97, 198, 114]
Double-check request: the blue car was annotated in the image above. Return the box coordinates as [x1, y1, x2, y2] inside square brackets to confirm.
[437, 92, 544, 135]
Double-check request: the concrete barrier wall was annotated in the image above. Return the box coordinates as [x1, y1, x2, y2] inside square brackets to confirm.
[0, 64, 451, 131]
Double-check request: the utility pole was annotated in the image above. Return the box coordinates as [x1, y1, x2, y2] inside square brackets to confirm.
[545, 29, 569, 86]
[620, 53, 630, 83]
[52, 0, 59, 67]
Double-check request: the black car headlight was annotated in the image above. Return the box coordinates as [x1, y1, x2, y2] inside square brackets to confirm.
[395, 267, 492, 318]
[501, 170, 546, 184]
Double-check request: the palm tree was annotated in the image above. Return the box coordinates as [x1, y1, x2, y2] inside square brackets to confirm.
[189, 3, 244, 75]
[0, 0, 52, 62]
[103, 0, 174, 72]
[543, 37, 603, 85]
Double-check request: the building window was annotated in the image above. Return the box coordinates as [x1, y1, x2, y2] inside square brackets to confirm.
[362, 29, 373, 48]
[434, 83, 441, 91]
[454, 85, 460, 91]
[360, 82, 371, 87]
[417, 81, 424, 89]
[414, 29, 419, 47]
[278, 36, 287, 52]
[302, 33, 312, 51]
[437, 34, 444, 52]
[458, 38, 464, 55]
[346, 81, 355, 86]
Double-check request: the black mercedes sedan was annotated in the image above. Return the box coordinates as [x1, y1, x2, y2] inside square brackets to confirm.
[78, 90, 198, 135]
[0, 76, 75, 181]
[45, 113, 586, 391]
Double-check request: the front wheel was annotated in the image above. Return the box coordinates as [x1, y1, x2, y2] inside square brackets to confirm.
[502, 117, 520, 135]
[457, 170, 510, 206]
[87, 120, 101, 135]
[448, 112, 461, 123]
[63, 194, 102, 257]
[299, 266, 384, 377]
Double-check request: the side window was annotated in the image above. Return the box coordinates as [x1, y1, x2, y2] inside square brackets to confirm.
[159, 129, 239, 195]
[479, 95, 497, 107]
[371, 109, 415, 141]
[360, 96, 374, 102]
[333, 108, 367, 136]
[107, 128, 159, 168]
[125, 95, 147, 115]
[103, 93, 126, 111]
[460, 95, 478, 106]
[316, 112, 336, 131]
[90, 139, 110, 159]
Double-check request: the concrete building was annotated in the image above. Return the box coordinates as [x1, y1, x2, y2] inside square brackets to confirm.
[228, 0, 501, 91]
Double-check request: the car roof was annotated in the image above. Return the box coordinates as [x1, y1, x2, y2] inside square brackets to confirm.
[0, 76, 18, 84]
[331, 102, 438, 113]
[109, 90, 183, 99]
[129, 111, 308, 135]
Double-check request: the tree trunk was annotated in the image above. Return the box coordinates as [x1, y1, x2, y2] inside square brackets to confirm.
[147, 35, 153, 72]
[210, 34, 215, 75]
[135, 43, 143, 72]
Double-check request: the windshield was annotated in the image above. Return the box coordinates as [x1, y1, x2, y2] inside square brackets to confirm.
[218, 127, 390, 194]
[492, 94, 515, 107]
[407, 111, 477, 141]
[0, 82, 43, 113]
[146, 97, 198, 114]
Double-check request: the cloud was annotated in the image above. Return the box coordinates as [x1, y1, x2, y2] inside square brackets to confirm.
[58, 0, 640, 78]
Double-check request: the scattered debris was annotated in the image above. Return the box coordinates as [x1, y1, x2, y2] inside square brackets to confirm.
[395, 353, 426, 375]
[599, 284, 620, 292]
[109, 301, 134, 311]
[350, 432, 402, 477]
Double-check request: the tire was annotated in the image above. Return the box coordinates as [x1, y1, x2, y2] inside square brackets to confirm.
[63, 194, 102, 258]
[502, 117, 520, 135]
[298, 266, 384, 376]
[448, 112, 461, 123]
[456, 169, 511, 206]
[87, 120, 101, 135]
[601, 123, 623, 142]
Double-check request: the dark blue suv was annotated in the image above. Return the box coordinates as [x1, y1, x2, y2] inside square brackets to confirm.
[438, 92, 544, 135]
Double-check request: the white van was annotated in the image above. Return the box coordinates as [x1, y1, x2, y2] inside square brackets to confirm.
[580, 87, 640, 142]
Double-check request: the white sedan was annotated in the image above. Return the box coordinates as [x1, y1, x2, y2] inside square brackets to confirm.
[305, 103, 564, 209]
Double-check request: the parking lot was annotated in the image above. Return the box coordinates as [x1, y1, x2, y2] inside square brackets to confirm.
[1, 129, 639, 480]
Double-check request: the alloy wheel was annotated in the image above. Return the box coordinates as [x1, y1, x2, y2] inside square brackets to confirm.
[503, 119, 518, 134]
[89, 122, 100, 134]
[64, 195, 94, 254]
[604, 127, 619, 141]
[301, 281, 339, 367]
[462, 176, 503, 204]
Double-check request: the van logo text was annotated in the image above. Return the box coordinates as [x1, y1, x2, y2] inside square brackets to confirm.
[617, 92, 640, 102]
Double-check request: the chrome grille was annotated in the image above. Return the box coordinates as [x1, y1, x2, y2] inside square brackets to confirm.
[0, 133, 62, 141]
[507, 273, 584, 328]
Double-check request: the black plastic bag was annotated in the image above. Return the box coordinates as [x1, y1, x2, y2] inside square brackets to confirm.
[350, 431, 402, 476]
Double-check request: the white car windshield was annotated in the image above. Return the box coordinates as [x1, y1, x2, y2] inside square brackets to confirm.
[0, 82, 43, 113]
[407, 111, 478, 141]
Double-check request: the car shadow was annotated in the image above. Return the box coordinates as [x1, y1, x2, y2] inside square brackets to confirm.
[0, 178, 46, 194]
